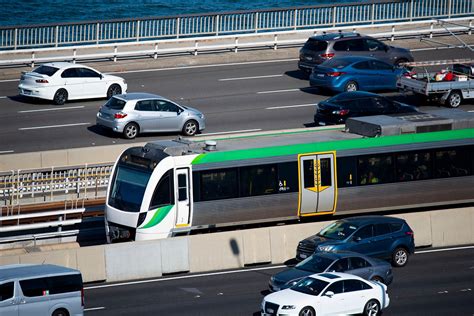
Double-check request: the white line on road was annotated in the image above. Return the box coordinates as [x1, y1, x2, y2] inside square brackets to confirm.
[266, 103, 314, 110]
[0, 79, 19, 83]
[0, 150, 14, 154]
[85, 307, 106, 312]
[257, 88, 301, 94]
[19, 106, 85, 113]
[219, 74, 283, 81]
[0, 96, 7, 99]
[200, 129, 262, 136]
[84, 245, 474, 291]
[19, 122, 90, 130]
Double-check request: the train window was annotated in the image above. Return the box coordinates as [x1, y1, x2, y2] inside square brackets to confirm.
[434, 147, 471, 178]
[200, 168, 238, 201]
[150, 170, 174, 209]
[277, 162, 298, 193]
[303, 159, 315, 188]
[396, 151, 432, 182]
[240, 164, 277, 197]
[320, 158, 332, 187]
[337, 157, 357, 187]
[178, 173, 187, 201]
[358, 154, 394, 185]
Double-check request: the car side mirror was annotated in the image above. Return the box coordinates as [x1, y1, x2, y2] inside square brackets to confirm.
[100, 74, 103, 79]
[325, 291, 334, 298]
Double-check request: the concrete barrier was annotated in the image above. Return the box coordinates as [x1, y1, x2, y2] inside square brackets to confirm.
[76, 245, 107, 283]
[430, 207, 474, 247]
[160, 237, 189, 274]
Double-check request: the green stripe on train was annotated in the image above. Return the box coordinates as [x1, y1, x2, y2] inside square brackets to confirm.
[140, 205, 174, 229]
[191, 129, 474, 165]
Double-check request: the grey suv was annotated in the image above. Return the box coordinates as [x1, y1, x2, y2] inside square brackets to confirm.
[96, 92, 206, 139]
[298, 32, 414, 74]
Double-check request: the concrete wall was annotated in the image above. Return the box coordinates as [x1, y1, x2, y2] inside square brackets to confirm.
[1, 206, 473, 283]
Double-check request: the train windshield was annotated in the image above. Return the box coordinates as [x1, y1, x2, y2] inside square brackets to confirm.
[108, 164, 152, 213]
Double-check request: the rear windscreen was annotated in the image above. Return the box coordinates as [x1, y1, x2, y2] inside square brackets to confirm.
[33, 65, 59, 76]
[105, 97, 126, 110]
[303, 39, 328, 52]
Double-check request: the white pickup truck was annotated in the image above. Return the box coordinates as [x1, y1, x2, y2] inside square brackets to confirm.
[396, 60, 474, 108]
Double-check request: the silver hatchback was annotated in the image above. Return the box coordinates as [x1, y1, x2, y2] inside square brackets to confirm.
[96, 92, 205, 139]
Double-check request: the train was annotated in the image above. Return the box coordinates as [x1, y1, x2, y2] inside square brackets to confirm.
[104, 111, 474, 242]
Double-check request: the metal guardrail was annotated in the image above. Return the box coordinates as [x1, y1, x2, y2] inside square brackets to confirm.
[0, 0, 472, 50]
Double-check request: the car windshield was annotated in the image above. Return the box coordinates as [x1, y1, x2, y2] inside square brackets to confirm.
[296, 256, 333, 273]
[291, 277, 329, 296]
[318, 221, 358, 240]
[104, 97, 126, 110]
[33, 65, 59, 76]
[303, 39, 327, 51]
[321, 59, 352, 69]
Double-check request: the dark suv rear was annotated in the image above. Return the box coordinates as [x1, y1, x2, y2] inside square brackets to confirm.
[296, 215, 415, 267]
[298, 32, 414, 74]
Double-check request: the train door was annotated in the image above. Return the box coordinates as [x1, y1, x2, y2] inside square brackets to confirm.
[175, 168, 191, 226]
[298, 152, 337, 216]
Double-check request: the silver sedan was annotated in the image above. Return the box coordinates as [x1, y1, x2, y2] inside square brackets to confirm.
[96, 92, 205, 139]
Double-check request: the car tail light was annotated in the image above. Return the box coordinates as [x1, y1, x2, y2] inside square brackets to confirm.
[35, 79, 49, 83]
[320, 53, 335, 59]
[81, 288, 84, 306]
[114, 112, 127, 119]
[326, 72, 346, 77]
[405, 231, 414, 236]
[332, 109, 350, 116]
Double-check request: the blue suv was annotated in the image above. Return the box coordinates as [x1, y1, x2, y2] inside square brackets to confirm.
[296, 216, 415, 267]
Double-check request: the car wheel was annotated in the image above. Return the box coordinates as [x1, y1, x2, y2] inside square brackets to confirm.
[363, 299, 380, 316]
[52, 308, 69, 316]
[344, 81, 358, 92]
[107, 84, 122, 99]
[182, 120, 198, 136]
[53, 89, 68, 105]
[446, 91, 462, 108]
[299, 306, 316, 316]
[371, 276, 384, 284]
[123, 123, 139, 139]
[392, 247, 409, 267]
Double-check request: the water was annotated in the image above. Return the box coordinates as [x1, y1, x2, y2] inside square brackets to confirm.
[0, 0, 356, 27]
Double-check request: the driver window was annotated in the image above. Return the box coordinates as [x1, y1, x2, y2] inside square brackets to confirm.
[157, 100, 179, 113]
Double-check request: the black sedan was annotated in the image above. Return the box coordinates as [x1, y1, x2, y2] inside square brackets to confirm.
[269, 251, 393, 292]
[314, 91, 418, 125]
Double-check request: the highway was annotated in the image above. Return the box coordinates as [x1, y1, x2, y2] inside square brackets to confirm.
[0, 47, 473, 154]
[83, 246, 474, 315]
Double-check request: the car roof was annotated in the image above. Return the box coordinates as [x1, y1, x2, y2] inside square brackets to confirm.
[114, 92, 167, 101]
[40, 62, 88, 70]
[309, 32, 363, 41]
[0, 264, 80, 283]
[328, 91, 380, 100]
[341, 215, 405, 225]
[311, 250, 371, 260]
[309, 272, 362, 282]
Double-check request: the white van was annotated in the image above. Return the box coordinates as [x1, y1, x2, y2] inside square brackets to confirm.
[0, 264, 84, 316]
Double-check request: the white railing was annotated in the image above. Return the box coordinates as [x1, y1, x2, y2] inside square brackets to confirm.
[0, 0, 472, 50]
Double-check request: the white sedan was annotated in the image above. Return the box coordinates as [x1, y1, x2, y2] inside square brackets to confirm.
[18, 62, 127, 105]
[261, 272, 389, 316]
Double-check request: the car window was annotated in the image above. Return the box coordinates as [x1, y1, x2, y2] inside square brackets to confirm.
[319, 220, 359, 240]
[303, 38, 328, 51]
[156, 100, 180, 112]
[324, 281, 343, 295]
[20, 277, 48, 297]
[329, 258, 349, 272]
[333, 41, 349, 51]
[291, 277, 329, 296]
[343, 279, 367, 292]
[47, 275, 82, 294]
[61, 68, 80, 78]
[104, 97, 126, 110]
[78, 68, 101, 78]
[370, 97, 393, 112]
[374, 223, 392, 236]
[352, 61, 371, 70]
[346, 39, 365, 51]
[0, 282, 14, 301]
[390, 222, 403, 232]
[366, 39, 386, 52]
[353, 224, 374, 240]
[371, 60, 393, 70]
[296, 255, 334, 273]
[350, 257, 371, 269]
[33, 65, 59, 76]
[135, 100, 155, 111]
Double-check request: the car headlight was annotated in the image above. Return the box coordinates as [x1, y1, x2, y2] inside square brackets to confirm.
[270, 276, 275, 282]
[282, 305, 296, 310]
[318, 245, 334, 252]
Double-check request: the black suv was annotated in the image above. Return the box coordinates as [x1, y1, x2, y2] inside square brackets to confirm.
[298, 32, 414, 74]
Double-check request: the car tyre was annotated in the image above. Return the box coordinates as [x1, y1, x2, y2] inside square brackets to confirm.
[299, 306, 316, 316]
[182, 120, 198, 136]
[344, 81, 358, 92]
[446, 91, 462, 108]
[123, 122, 139, 139]
[53, 89, 68, 105]
[107, 84, 122, 99]
[392, 247, 409, 267]
[52, 308, 69, 316]
[363, 299, 380, 316]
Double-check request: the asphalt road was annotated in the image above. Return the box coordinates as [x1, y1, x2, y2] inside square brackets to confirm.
[0, 47, 473, 154]
[83, 246, 474, 315]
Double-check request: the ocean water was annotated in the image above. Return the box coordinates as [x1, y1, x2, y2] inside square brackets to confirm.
[0, 0, 356, 27]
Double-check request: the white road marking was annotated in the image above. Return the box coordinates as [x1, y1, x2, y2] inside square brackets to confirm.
[85, 307, 106, 312]
[85, 245, 473, 291]
[19, 106, 85, 113]
[19, 122, 90, 130]
[415, 245, 474, 254]
[469, 110, 474, 112]
[0, 96, 7, 99]
[266, 103, 314, 110]
[257, 88, 301, 94]
[219, 74, 283, 81]
[0, 150, 14, 154]
[200, 129, 262, 136]
[460, 288, 472, 292]
[0, 79, 19, 83]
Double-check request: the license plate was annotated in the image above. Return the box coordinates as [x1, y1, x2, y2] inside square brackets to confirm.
[317, 74, 324, 77]
[299, 253, 307, 259]
[318, 121, 326, 126]
[267, 308, 274, 313]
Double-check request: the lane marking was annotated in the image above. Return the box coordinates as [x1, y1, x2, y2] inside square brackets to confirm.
[19, 122, 90, 130]
[266, 103, 314, 110]
[200, 129, 262, 136]
[257, 88, 301, 94]
[0, 150, 14, 154]
[18, 106, 85, 113]
[219, 74, 283, 81]
[0, 96, 7, 99]
[469, 110, 474, 112]
[85, 244, 474, 291]
[85, 307, 106, 312]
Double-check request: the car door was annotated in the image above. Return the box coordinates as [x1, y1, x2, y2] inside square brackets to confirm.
[370, 60, 397, 90]
[154, 100, 182, 132]
[60, 68, 84, 99]
[18, 277, 50, 316]
[341, 279, 373, 314]
[347, 256, 373, 280]
[78, 67, 106, 98]
[371, 223, 394, 258]
[364, 39, 390, 64]
[349, 224, 375, 256]
[350, 61, 375, 90]
[320, 281, 345, 315]
[134, 99, 158, 132]
[0, 281, 18, 316]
